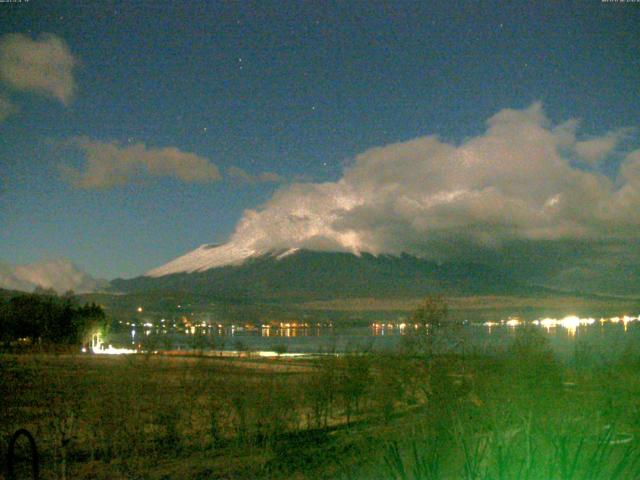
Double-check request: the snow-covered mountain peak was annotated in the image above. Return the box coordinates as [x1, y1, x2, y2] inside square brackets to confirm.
[145, 243, 258, 277]
[275, 247, 300, 260]
[145, 241, 362, 278]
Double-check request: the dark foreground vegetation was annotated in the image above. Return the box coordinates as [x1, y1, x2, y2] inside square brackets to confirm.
[3, 322, 640, 479]
[0, 290, 105, 348]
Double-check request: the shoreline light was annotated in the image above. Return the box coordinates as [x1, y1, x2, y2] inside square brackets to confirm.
[484, 315, 634, 334]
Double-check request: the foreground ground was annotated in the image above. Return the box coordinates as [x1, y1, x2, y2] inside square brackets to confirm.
[2, 329, 640, 479]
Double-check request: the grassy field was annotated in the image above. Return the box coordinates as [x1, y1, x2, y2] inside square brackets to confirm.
[2, 328, 640, 479]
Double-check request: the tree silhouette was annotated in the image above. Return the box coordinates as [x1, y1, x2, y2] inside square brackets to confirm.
[402, 295, 449, 358]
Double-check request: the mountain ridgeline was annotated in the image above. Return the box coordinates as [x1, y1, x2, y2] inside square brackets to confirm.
[111, 249, 540, 302]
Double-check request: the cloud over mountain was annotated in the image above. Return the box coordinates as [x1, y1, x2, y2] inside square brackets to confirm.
[0, 259, 106, 294]
[0, 33, 76, 105]
[211, 103, 639, 262]
[574, 129, 631, 165]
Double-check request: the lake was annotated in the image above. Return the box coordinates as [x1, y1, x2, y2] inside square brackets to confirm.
[101, 314, 640, 361]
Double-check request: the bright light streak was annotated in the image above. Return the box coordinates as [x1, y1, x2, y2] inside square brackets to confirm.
[559, 315, 580, 331]
[258, 351, 306, 358]
[554, 316, 593, 335]
[540, 318, 557, 329]
[487, 314, 638, 335]
[92, 344, 137, 355]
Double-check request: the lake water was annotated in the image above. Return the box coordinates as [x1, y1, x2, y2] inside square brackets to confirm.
[103, 315, 640, 361]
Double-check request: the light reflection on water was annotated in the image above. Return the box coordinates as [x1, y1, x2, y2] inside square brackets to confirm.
[260, 324, 330, 338]
[106, 314, 640, 357]
[368, 315, 639, 337]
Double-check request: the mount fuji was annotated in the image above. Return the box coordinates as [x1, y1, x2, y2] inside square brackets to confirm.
[145, 243, 300, 277]
[110, 243, 535, 302]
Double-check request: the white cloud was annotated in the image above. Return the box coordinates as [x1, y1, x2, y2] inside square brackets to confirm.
[620, 149, 640, 184]
[573, 129, 629, 164]
[61, 137, 222, 188]
[0, 95, 16, 122]
[0, 259, 106, 294]
[210, 103, 639, 260]
[227, 166, 284, 184]
[257, 171, 284, 183]
[0, 33, 76, 105]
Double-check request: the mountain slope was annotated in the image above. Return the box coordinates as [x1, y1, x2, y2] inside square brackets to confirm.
[112, 249, 536, 302]
[145, 243, 259, 277]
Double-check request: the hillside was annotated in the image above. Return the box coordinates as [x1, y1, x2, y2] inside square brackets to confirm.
[111, 249, 546, 302]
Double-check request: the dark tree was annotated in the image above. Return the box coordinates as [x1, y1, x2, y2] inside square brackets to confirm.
[402, 295, 449, 357]
[0, 292, 106, 346]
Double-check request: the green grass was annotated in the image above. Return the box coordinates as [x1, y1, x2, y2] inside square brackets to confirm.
[3, 329, 640, 479]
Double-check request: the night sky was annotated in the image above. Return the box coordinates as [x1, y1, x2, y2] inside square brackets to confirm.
[1, 1, 639, 289]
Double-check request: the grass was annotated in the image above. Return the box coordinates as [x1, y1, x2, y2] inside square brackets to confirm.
[382, 328, 640, 479]
[384, 417, 640, 480]
[2, 328, 640, 479]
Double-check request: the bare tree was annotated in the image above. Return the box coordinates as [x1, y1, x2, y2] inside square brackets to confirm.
[402, 295, 450, 358]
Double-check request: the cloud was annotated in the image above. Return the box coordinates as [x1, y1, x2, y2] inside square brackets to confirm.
[0, 95, 15, 122]
[210, 103, 639, 263]
[0, 33, 76, 104]
[573, 129, 629, 164]
[0, 259, 106, 294]
[227, 166, 284, 184]
[620, 149, 640, 184]
[257, 172, 285, 183]
[61, 137, 222, 188]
